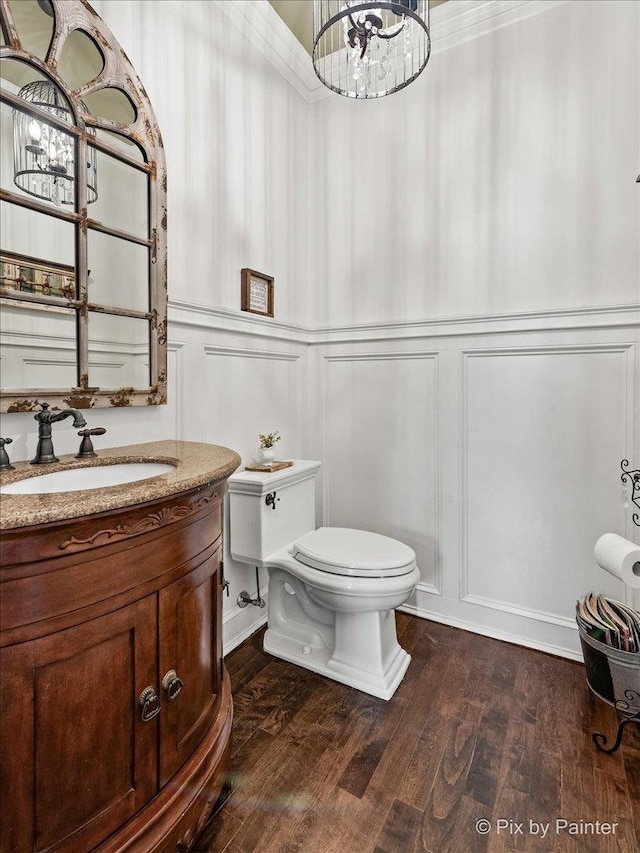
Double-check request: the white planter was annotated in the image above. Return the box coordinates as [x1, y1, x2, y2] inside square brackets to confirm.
[257, 447, 275, 464]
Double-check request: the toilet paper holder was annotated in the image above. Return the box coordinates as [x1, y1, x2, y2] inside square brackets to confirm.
[621, 459, 640, 527]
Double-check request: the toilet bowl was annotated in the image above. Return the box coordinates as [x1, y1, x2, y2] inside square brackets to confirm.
[228, 461, 420, 700]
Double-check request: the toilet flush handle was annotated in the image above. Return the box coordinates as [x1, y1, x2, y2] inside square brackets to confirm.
[265, 491, 280, 510]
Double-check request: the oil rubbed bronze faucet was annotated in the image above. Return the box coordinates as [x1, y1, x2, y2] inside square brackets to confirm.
[32, 403, 87, 465]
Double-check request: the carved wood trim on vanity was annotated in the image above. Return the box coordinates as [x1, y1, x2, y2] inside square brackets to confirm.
[58, 487, 221, 552]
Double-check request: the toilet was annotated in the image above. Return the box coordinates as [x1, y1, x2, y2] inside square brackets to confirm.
[228, 460, 420, 700]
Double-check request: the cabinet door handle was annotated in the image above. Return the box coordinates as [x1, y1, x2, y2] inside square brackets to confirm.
[139, 686, 162, 721]
[162, 669, 184, 702]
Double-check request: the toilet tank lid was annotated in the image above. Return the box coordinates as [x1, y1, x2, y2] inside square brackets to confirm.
[228, 460, 321, 495]
[292, 527, 416, 576]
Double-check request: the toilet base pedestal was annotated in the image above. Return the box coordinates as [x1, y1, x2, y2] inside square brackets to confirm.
[264, 610, 411, 701]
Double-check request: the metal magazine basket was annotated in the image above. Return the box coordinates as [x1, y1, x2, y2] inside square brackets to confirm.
[577, 623, 640, 714]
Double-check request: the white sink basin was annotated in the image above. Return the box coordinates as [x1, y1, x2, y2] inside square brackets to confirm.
[0, 462, 175, 495]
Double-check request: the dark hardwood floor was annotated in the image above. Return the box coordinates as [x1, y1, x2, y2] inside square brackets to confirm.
[194, 614, 640, 853]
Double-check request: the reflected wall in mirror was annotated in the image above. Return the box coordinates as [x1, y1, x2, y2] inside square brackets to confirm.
[0, 0, 167, 412]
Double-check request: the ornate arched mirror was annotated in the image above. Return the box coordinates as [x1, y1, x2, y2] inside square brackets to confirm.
[0, 0, 167, 412]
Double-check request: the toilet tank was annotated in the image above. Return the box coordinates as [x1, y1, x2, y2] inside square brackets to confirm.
[228, 460, 321, 566]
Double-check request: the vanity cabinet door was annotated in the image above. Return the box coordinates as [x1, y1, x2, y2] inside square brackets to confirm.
[158, 545, 223, 785]
[0, 596, 158, 853]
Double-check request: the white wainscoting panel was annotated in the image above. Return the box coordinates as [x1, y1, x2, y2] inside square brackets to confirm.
[202, 345, 304, 464]
[461, 344, 634, 627]
[203, 342, 306, 650]
[22, 357, 77, 389]
[322, 352, 441, 595]
[167, 341, 186, 441]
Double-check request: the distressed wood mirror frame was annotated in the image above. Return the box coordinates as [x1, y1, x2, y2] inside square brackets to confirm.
[0, 0, 167, 412]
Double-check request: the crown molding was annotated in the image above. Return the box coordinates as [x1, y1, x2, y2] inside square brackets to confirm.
[213, 0, 570, 105]
[212, 0, 325, 103]
[432, 0, 570, 54]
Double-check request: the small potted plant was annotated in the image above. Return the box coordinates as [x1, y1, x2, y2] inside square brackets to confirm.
[257, 431, 281, 464]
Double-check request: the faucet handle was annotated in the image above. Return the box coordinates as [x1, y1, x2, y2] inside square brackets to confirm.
[76, 427, 106, 459]
[0, 437, 14, 472]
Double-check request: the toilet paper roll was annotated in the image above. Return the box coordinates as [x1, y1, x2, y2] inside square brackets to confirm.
[594, 533, 640, 589]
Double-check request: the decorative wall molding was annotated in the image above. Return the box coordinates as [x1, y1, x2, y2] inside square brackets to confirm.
[461, 592, 578, 629]
[432, 0, 570, 55]
[203, 345, 302, 363]
[169, 298, 640, 346]
[168, 341, 186, 441]
[163, 304, 638, 661]
[212, 0, 324, 104]
[214, 0, 571, 105]
[321, 350, 442, 596]
[309, 303, 640, 345]
[170, 299, 309, 345]
[459, 343, 635, 626]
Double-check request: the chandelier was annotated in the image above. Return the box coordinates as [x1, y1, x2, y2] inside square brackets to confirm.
[13, 80, 98, 206]
[313, 1, 431, 98]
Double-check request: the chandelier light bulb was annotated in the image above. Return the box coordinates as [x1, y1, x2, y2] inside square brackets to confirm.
[28, 118, 41, 142]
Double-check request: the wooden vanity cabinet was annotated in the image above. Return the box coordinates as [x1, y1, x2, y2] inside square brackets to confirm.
[0, 480, 232, 853]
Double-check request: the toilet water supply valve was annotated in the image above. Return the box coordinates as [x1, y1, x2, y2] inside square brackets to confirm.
[237, 566, 266, 609]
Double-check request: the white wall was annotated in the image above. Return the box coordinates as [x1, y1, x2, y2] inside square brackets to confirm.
[0, 0, 311, 651]
[1, 0, 638, 658]
[307, 0, 640, 658]
[309, 0, 639, 326]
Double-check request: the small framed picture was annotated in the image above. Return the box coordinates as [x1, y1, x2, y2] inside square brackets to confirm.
[241, 268, 274, 318]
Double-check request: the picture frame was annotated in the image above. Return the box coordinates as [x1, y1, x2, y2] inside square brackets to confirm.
[241, 268, 274, 318]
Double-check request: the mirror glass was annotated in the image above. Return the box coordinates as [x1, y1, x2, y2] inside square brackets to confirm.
[88, 313, 150, 389]
[0, 0, 167, 411]
[90, 147, 148, 239]
[82, 87, 137, 126]
[57, 29, 104, 90]
[88, 231, 149, 313]
[0, 301, 77, 390]
[6, 0, 55, 62]
[0, 199, 75, 280]
[94, 127, 146, 163]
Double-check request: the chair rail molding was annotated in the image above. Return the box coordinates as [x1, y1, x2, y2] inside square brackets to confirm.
[169, 299, 640, 346]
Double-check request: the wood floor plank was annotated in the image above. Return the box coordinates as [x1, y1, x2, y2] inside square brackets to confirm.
[591, 765, 638, 853]
[232, 726, 333, 852]
[622, 745, 640, 843]
[338, 694, 408, 799]
[464, 657, 515, 809]
[418, 700, 482, 852]
[191, 805, 242, 853]
[195, 615, 640, 853]
[374, 798, 423, 853]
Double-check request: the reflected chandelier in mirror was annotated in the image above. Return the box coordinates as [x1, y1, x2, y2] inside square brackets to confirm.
[0, 0, 167, 412]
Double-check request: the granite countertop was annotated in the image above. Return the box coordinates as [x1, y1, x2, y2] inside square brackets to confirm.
[0, 440, 241, 530]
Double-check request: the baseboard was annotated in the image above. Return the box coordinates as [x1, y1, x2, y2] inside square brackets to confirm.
[399, 603, 584, 663]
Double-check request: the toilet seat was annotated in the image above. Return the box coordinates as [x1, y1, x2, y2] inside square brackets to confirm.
[292, 527, 416, 578]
